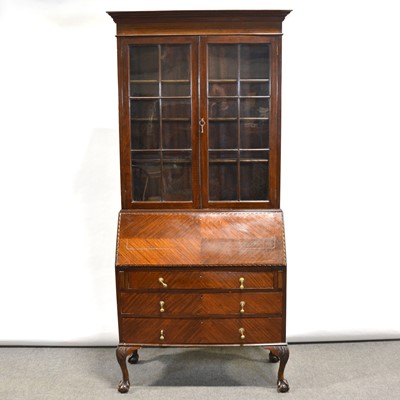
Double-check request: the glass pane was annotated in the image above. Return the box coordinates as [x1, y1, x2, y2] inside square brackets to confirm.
[208, 121, 237, 149]
[132, 150, 161, 162]
[209, 82, 237, 97]
[163, 162, 192, 201]
[240, 82, 269, 97]
[162, 121, 191, 149]
[209, 150, 237, 161]
[209, 162, 238, 201]
[131, 99, 159, 120]
[130, 82, 158, 97]
[131, 121, 160, 149]
[240, 44, 270, 80]
[240, 162, 268, 200]
[162, 82, 190, 97]
[208, 45, 238, 80]
[240, 98, 269, 118]
[129, 43, 193, 203]
[162, 99, 191, 119]
[130, 45, 158, 81]
[132, 151, 161, 201]
[161, 45, 190, 81]
[240, 120, 269, 149]
[209, 99, 237, 119]
[163, 151, 192, 200]
[240, 150, 269, 160]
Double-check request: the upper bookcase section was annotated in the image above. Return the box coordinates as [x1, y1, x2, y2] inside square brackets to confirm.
[107, 10, 291, 36]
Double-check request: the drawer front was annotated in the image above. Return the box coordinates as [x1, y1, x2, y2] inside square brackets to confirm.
[120, 292, 282, 316]
[120, 317, 283, 345]
[121, 318, 202, 344]
[124, 270, 276, 290]
[120, 293, 201, 315]
[202, 292, 282, 315]
[202, 318, 283, 344]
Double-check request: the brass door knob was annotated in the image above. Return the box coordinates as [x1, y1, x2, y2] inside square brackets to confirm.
[160, 330, 165, 340]
[159, 301, 165, 313]
[240, 301, 245, 313]
[239, 277, 245, 289]
[239, 328, 245, 340]
[158, 277, 168, 288]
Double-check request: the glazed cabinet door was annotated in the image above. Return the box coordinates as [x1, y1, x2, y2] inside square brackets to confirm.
[200, 37, 280, 208]
[118, 35, 280, 209]
[118, 36, 200, 208]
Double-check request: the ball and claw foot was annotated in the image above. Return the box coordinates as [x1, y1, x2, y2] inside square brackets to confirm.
[277, 379, 290, 393]
[128, 350, 139, 364]
[118, 379, 130, 394]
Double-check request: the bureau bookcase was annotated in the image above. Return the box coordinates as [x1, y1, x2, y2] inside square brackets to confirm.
[108, 10, 291, 394]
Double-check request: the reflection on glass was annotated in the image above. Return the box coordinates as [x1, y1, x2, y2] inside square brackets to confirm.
[163, 162, 192, 201]
[209, 82, 237, 97]
[132, 151, 192, 202]
[131, 100, 159, 120]
[209, 99, 237, 118]
[163, 151, 192, 201]
[131, 121, 160, 149]
[240, 98, 269, 118]
[132, 162, 161, 201]
[240, 82, 269, 97]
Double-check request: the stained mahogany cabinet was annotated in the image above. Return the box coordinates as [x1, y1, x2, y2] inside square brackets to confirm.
[108, 10, 291, 394]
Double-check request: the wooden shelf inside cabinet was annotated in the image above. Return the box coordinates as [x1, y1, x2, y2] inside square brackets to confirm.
[108, 9, 291, 394]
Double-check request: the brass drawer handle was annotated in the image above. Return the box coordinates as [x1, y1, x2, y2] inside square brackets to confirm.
[160, 330, 165, 340]
[239, 277, 245, 289]
[240, 301, 245, 313]
[158, 277, 168, 288]
[239, 328, 245, 340]
[159, 301, 165, 313]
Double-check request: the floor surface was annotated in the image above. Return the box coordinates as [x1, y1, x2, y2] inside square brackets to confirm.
[0, 341, 399, 399]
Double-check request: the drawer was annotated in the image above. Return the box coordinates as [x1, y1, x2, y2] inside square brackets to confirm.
[120, 293, 201, 315]
[120, 317, 283, 345]
[120, 292, 282, 316]
[122, 270, 277, 290]
[121, 318, 202, 344]
[202, 292, 282, 315]
[202, 318, 283, 344]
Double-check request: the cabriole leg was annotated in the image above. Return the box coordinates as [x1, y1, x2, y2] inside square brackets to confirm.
[266, 345, 290, 393]
[116, 345, 140, 393]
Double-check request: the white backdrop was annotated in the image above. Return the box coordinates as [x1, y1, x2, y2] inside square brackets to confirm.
[0, 0, 399, 345]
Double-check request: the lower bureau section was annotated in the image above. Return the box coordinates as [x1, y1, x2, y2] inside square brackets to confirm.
[120, 317, 283, 345]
